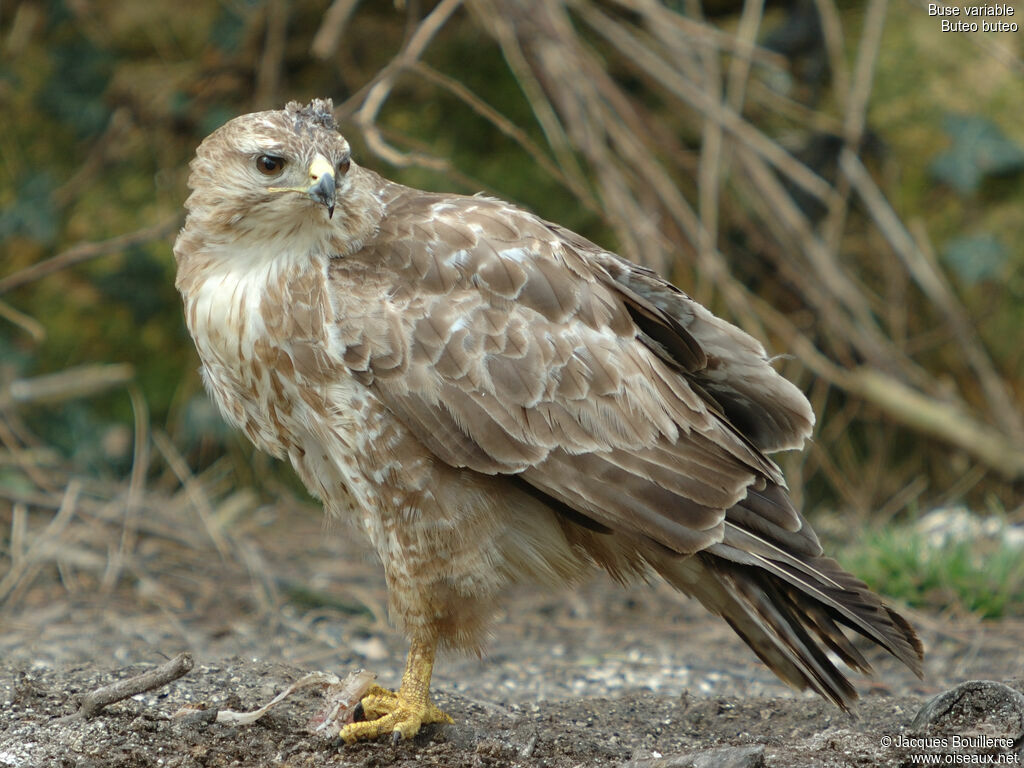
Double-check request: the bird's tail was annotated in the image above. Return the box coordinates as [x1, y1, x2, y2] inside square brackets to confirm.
[655, 546, 924, 710]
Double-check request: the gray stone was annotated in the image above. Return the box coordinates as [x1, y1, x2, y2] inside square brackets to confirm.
[911, 680, 1024, 735]
[623, 743, 766, 768]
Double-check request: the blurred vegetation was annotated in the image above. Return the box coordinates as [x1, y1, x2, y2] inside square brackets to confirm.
[1, 0, 1022, 563]
[835, 506, 1024, 619]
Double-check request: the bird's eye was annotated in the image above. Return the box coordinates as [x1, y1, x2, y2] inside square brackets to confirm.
[337, 156, 351, 176]
[255, 155, 285, 175]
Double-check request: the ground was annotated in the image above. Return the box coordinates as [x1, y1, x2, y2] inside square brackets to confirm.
[2, 497, 1023, 767]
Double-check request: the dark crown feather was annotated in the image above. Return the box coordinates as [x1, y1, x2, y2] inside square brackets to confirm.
[285, 98, 338, 133]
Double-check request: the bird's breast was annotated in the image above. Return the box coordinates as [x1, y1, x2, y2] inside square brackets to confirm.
[183, 252, 342, 454]
[180, 249, 416, 526]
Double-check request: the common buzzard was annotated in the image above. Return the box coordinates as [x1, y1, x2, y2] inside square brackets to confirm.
[173, 99, 922, 744]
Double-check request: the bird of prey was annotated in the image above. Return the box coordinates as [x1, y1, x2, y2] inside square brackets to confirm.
[174, 99, 922, 744]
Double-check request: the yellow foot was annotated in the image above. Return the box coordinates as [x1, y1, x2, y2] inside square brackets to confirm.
[339, 636, 453, 744]
[339, 684, 453, 744]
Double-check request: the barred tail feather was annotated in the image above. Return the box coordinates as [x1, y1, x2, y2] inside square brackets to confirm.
[657, 552, 924, 711]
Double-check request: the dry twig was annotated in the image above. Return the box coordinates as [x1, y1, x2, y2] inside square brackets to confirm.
[353, 0, 464, 169]
[3, 364, 135, 408]
[0, 299, 46, 342]
[255, 0, 288, 110]
[152, 430, 231, 559]
[0, 480, 82, 605]
[840, 152, 1024, 442]
[70, 653, 194, 720]
[579, 4, 836, 205]
[822, 0, 888, 254]
[0, 217, 180, 296]
[311, 0, 362, 60]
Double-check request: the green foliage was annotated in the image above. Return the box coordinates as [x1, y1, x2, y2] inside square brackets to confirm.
[93, 246, 176, 325]
[0, 334, 31, 377]
[0, 466, 36, 497]
[27, 397, 133, 477]
[941, 234, 1008, 284]
[838, 520, 1024, 619]
[198, 105, 237, 138]
[36, 37, 114, 139]
[0, 174, 58, 244]
[931, 115, 1024, 195]
[209, 2, 255, 54]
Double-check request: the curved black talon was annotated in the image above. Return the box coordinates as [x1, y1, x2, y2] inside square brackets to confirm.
[391, 730, 402, 746]
[352, 700, 366, 722]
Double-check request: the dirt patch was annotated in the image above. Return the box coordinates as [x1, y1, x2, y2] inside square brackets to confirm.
[3, 660, 1024, 768]
[3, 501, 1024, 767]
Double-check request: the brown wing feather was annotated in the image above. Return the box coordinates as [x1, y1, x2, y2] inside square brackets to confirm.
[559, 228, 816, 453]
[334, 189, 786, 553]
[178, 102, 921, 714]
[330, 181, 921, 705]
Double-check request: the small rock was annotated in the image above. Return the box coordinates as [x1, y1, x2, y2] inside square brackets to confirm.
[911, 680, 1024, 735]
[622, 743, 765, 768]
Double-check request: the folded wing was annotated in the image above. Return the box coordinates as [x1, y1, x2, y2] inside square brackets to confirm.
[330, 188, 921, 706]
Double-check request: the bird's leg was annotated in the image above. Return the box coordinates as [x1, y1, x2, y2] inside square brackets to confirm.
[339, 634, 453, 744]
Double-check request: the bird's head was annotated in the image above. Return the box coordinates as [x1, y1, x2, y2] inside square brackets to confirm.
[181, 99, 373, 250]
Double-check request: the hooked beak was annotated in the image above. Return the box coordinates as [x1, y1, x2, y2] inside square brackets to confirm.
[306, 154, 336, 218]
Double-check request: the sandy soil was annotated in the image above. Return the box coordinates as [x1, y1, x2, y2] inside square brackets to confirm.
[2, 499, 1023, 767]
